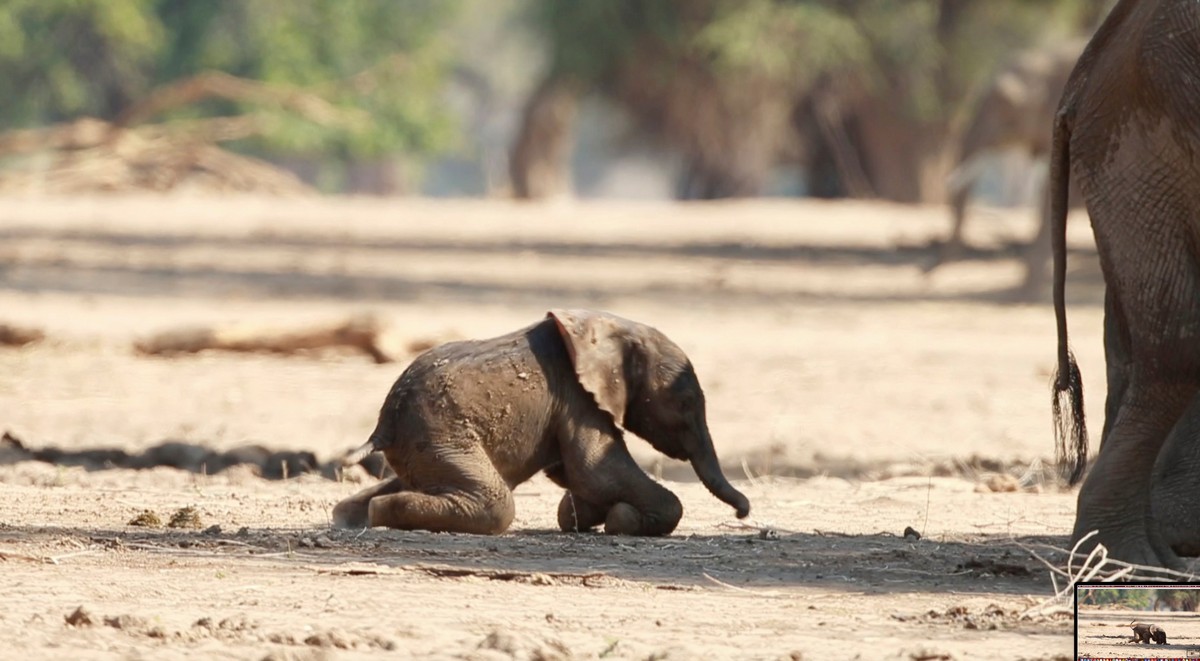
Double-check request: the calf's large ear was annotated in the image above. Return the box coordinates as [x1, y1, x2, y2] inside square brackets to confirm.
[548, 309, 630, 425]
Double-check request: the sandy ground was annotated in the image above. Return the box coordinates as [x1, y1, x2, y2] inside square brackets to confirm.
[0, 195, 1111, 659]
[1076, 608, 1200, 659]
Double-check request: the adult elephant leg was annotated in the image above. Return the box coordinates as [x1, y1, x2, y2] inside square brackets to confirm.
[1074, 380, 1194, 569]
[367, 445, 516, 534]
[1101, 288, 1132, 444]
[1151, 395, 1200, 557]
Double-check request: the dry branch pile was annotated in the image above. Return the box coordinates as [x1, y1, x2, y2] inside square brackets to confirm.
[0, 119, 310, 195]
[0, 72, 366, 196]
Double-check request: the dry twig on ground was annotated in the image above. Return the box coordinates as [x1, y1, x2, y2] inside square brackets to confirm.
[0, 323, 44, 347]
[135, 315, 449, 364]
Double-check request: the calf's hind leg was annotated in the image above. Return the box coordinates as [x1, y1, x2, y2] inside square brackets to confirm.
[332, 477, 407, 528]
[367, 445, 516, 534]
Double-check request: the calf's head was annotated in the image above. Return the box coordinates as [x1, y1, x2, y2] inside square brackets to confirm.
[549, 309, 750, 519]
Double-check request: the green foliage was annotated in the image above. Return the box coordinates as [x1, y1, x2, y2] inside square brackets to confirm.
[1154, 590, 1200, 611]
[529, 0, 1101, 121]
[0, 0, 462, 163]
[1079, 588, 1154, 610]
[696, 1, 867, 83]
[0, 0, 163, 124]
[531, 0, 864, 89]
[172, 0, 462, 159]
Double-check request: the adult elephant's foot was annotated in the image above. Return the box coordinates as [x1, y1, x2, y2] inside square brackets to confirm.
[1071, 519, 1186, 573]
[1072, 382, 1197, 573]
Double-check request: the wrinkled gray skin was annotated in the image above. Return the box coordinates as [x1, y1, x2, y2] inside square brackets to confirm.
[1052, 0, 1200, 570]
[332, 309, 750, 536]
[936, 40, 1085, 295]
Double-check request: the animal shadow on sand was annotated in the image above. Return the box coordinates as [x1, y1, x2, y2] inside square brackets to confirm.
[0, 226, 1105, 307]
[0, 521, 1066, 597]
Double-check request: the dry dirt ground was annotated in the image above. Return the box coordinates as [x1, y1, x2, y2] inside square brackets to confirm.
[1076, 608, 1200, 659]
[0, 195, 1123, 659]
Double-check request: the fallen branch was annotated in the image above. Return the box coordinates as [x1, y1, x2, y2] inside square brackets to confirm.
[0, 124, 312, 195]
[0, 548, 47, 563]
[134, 315, 435, 364]
[0, 118, 110, 156]
[47, 549, 101, 564]
[0, 322, 45, 347]
[406, 563, 615, 587]
[134, 114, 269, 145]
[1014, 531, 1196, 621]
[111, 71, 367, 132]
[701, 571, 786, 597]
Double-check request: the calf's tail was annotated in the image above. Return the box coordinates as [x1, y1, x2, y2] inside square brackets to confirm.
[339, 417, 392, 467]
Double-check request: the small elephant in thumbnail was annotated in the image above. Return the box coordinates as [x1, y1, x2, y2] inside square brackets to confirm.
[1150, 624, 1168, 645]
[1129, 621, 1167, 644]
[332, 309, 750, 536]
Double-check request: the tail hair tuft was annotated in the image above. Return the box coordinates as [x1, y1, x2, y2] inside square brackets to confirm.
[1052, 349, 1088, 485]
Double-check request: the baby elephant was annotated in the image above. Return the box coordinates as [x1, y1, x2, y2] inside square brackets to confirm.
[1130, 621, 1167, 644]
[332, 309, 751, 536]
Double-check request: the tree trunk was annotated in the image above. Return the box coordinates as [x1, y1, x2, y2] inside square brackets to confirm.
[509, 75, 579, 200]
[851, 103, 953, 203]
[345, 159, 405, 195]
[676, 158, 763, 200]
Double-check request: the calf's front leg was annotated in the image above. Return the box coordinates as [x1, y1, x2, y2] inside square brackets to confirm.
[562, 419, 683, 536]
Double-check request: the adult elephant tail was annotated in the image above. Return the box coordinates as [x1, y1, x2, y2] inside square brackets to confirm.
[1049, 104, 1088, 486]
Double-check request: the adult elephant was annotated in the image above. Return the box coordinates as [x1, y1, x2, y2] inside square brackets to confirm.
[936, 41, 1085, 294]
[1052, 0, 1200, 570]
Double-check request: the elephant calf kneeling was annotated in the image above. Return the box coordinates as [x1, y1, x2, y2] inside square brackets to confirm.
[1130, 622, 1168, 645]
[332, 309, 750, 536]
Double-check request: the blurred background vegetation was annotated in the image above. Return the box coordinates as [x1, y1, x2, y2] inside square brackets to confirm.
[1080, 589, 1200, 612]
[0, 0, 1111, 198]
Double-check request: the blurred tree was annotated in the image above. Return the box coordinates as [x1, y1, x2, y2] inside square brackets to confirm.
[1154, 590, 1200, 612]
[0, 0, 163, 124]
[513, 0, 1105, 201]
[1078, 588, 1153, 609]
[0, 0, 462, 192]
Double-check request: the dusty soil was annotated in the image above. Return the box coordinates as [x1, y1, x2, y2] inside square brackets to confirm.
[0, 195, 1117, 659]
[1076, 608, 1200, 659]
